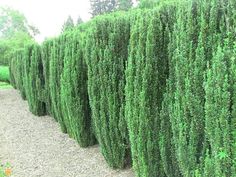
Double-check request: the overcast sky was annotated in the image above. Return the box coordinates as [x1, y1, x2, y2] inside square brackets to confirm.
[0, 0, 92, 42]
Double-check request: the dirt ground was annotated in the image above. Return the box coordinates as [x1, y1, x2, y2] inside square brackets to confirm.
[0, 89, 134, 177]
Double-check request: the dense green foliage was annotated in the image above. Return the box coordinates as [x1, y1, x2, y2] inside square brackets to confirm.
[41, 40, 54, 115]
[125, 6, 176, 176]
[48, 35, 67, 132]
[9, 0, 236, 176]
[60, 31, 96, 147]
[23, 44, 46, 115]
[0, 66, 10, 83]
[158, 1, 236, 176]
[85, 13, 131, 168]
[9, 30, 96, 147]
[9, 50, 26, 99]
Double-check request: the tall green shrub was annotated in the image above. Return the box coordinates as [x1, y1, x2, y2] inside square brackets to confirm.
[10, 50, 26, 99]
[9, 58, 16, 88]
[230, 43, 236, 175]
[159, 0, 236, 176]
[85, 13, 131, 168]
[61, 31, 96, 147]
[23, 44, 46, 116]
[41, 40, 54, 115]
[204, 44, 231, 177]
[125, 7, 176, 176]
[49, 36, 67, 132]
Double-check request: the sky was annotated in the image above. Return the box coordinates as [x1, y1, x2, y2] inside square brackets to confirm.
[0, 0, 92, 42]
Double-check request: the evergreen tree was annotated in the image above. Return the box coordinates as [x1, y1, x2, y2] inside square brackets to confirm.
[23, 44, 46, 116]
[117, 0, 133, 11]
[90, 0, 117, 17]
[41, 40, 54, 115]
[85, 14, 131, 168]
[9, 50, 26, 99]
[126, 7, 175, 176]
[204, 44, 231, 177]
[49, 36, 67, 132]
[61, 31, 96, 147]
[90, 0, 103, 17]
[76, 16, 83, 25]
[230, 43, 236, 175]
[61, 16, 74, 32]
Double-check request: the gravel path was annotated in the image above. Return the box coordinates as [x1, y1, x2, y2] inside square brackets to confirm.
[0, 89, 134, 177]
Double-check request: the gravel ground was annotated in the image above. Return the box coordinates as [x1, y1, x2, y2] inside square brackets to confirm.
[0, 89, 134, 177]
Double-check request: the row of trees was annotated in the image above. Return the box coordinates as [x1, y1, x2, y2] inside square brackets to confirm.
[10, 0, 236, 176]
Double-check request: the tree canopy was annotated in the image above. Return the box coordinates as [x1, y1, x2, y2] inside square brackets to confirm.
[0, 7, 39, 39]
[0, 7, 38, 65]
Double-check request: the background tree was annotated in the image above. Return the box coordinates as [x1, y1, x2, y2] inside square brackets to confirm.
[0, 7, 39, 38]
[117, 0, 133, 11]
[76, 16, 83, 25]
[90, 0, 117, 17]
[61, 16, 74, 32]
[0, 7, 38, 65]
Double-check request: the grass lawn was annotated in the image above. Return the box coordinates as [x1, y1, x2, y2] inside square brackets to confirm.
[0, 66, 10, 83]
[0, 81, 12, 89]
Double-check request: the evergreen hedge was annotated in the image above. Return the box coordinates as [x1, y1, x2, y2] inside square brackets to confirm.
[159, 0, 236, 176]
[9, 0, 236, 176]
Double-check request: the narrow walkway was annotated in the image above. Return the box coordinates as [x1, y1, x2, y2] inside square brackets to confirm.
[0, 89, 134, 177]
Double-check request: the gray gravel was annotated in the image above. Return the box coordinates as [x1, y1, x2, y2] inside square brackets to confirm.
[0, 89, 134, 177]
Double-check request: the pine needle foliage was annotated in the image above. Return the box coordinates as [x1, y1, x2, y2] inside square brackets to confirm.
[9, 0, 236, 176]
[85, 13, 131, 168]
[23, 44, 46, 116]
[49, 35, 67, 132]
[61, 31, 96, 147]
[10, 50, 26, 99]
[126, 9, 167, 177]
[204, 43, 231, 177]
[41, 40, 54, 115]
